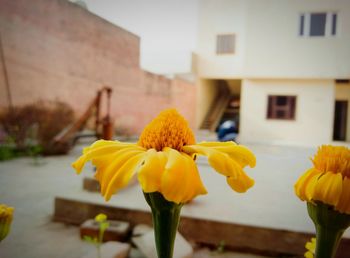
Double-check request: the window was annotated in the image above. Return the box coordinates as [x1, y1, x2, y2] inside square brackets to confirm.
[216, 34, 235, 54]
[299, 12, 337, 37]
[267, 95, 296, 120]
[299, 14, 305, 36]
[310, 13, 327, 36]
[335, 79, 350, 84]
[331, 13, 337, 35]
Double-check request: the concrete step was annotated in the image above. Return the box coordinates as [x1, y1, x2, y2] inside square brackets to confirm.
[80, 219, 131, 242]
[52, 196, 350, 257]
[82, 241, 130, 258]
[132, 229, 193, 258]
[193, 248, 271, 258]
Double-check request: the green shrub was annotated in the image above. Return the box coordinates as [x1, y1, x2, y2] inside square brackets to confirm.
[0, 145, 15, 161]
[0, 101, 74, 156]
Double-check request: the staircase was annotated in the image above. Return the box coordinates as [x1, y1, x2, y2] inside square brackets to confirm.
[200, 82, 231, 131]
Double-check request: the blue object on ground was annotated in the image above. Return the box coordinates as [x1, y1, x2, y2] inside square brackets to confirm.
[217, 120, 237, 141]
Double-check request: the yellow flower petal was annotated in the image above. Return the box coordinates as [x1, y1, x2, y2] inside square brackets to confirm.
[208, 151, 242, 178]
[183, 143, 255, 193]
[160, 148, 207, 203]
[104, 153, 146, 201]
[138, 149, 167, 193]
[336, 177, 350, 214]
[72, 155, 89, 174]
[98, 147, 145, 195]
[304, 251, 314, 258]
[183, 145, 240, 177]
[313, 172, 343, 207]
[72, 140, 142, 174]
[294, 168, 322, 201]
[304, 174, 320, 201]
[227, 172, 255, 193]
[93, 152, 120, 181]
[305, 240, 315, 251]
[178, 152, 208, 202]
[196, 141, 256, 167]
[83, 139, 118, 154]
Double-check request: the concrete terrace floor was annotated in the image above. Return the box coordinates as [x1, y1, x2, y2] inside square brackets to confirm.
[0, 137, 349, 258]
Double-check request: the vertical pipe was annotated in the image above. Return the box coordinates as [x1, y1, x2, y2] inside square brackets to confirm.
[0, 32, 13, 109]
[106, 87, 112, 117]
[95, 90, 102, 137]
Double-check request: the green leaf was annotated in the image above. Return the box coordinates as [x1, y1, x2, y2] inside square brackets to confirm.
[100, 222, 109, 231]
[83, 235, 98, 244]
[83, 235, 93, 242]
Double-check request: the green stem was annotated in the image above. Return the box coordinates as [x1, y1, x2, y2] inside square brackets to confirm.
[97, 244, 101, 258]
[97, 223, 105, 258]
[144, 192, 182, 258]
[307, 202, 350, 258]
[314, 225, 344, 258]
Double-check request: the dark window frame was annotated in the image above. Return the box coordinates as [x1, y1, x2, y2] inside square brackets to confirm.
[310, 13, 327, 36]
[299, 14, 305, 36]
[332, 13, 337, 35]
[267, 95, 297, 120]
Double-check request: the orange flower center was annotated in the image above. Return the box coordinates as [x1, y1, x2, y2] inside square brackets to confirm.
[138, 109, 195, 151]
[312, 145, 350, 177]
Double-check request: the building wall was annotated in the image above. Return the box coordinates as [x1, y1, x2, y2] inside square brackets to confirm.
[195, 79, 219, 128]
[244, 0, 350, 78]
[196, 0, 350, 79]
[336, 82, 350, 141]
[0, 0, 196, 134]
[196, 0, 246, 78]
[239, 79, 335, 146]
[171, 77, 197, 130]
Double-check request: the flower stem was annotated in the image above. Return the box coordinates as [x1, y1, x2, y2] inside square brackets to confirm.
[314, 225, 344, 258]
[97, 244, 101, 258]
[307, 202, 350, 258]
[144, 192, 183, 258]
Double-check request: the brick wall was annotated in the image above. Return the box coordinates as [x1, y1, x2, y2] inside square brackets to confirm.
[0, 0, 196, 134]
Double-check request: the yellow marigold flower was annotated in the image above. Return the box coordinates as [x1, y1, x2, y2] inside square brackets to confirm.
[95, 213, 107, 222]
[0, 204, 14, 241]
[304, 237, 316, 258]
[0, 204, 14, 220]
[295, 145, 350, 214]
[72, 109, 256, 204]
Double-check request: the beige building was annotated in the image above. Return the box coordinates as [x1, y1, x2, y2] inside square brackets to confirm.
[194, 0, 350, 146]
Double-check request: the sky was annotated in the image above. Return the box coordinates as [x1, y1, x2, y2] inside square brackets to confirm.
[81, 0, 199, 75]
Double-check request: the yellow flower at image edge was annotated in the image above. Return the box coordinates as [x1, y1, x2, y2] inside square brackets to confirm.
[295, 145, 350, 214]
[72, 109, 256, 204]
[0, 204, 14, 241]
[304, 237, 316, 258]
[95, 213, 107, 222]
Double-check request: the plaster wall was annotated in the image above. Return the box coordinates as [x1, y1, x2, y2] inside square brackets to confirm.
[196, 0, 350, 79]
[239, 79, 335, 146]
[335, 83, 350, 141]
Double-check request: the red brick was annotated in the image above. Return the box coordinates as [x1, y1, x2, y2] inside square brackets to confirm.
[0, 0, 196, 134]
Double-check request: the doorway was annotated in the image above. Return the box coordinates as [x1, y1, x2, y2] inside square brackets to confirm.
[199, 79, 241, 131]
[333, 100, 348, 141]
